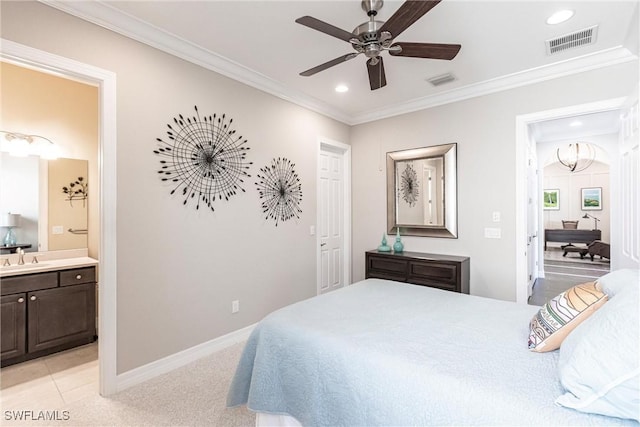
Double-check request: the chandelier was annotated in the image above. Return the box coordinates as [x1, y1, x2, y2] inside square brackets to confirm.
[556, 142, 595, 172]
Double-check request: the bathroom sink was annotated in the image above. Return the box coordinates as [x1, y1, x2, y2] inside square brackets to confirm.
[0, 263, 50, 271]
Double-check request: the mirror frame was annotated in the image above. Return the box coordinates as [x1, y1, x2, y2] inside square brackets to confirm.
[387, 143, 458, 238]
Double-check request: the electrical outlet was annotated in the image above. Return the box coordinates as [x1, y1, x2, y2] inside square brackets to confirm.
[484, 227, 502, 239]
[492, 211, 501, 222]
[232, 300, 239, 314]
[52, 225, 64, 235]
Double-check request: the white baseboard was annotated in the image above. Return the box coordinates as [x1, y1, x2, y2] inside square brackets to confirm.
[115, 323, 256, 393]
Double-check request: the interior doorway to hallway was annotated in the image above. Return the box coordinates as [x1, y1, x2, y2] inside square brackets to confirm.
[515, 97, 631, 304]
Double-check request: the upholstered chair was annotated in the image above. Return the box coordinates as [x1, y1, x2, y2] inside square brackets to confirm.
[560, 220, 579, 249]
[588, 240, 610, 261]
[562, 220, 579, 229]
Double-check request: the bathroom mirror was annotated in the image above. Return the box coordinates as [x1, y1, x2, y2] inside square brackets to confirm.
[0, 153, 88, 252]
[387, 143, 457, 238]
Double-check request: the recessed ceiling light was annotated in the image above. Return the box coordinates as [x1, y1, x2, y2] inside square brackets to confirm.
[335, 84, 349, 93]
[546, 10, 574, 25]
[569, 120, 583, 127]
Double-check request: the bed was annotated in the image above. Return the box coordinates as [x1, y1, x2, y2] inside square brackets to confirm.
[227, 271, 640, 426]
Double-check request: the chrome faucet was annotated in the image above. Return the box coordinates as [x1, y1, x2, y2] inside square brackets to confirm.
[17, 248, 25, 265]
[2, 258, 10, 267]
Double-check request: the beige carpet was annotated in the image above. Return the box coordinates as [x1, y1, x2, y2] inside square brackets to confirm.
[4, 342, 255, 427]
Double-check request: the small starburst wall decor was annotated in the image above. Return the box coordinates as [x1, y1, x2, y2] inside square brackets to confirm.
[255, 157, 303, 226]
[401, 162, 419, 207]
[153, 106, 252, 211]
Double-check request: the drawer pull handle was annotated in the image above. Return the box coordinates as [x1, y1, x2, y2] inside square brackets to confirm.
[76, 274, 82, 280]
[17, 297, 24, 303]
[30, 296, 37, 301]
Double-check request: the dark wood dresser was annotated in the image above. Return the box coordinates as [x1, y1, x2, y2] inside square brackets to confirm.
[365, 250, 470, 294]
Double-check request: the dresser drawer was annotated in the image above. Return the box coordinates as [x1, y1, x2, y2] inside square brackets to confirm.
[60, 267, 96, 287]
[408, 261, 458, 285]
[366, 256, 408, 282]
[1, 272, 58, 296]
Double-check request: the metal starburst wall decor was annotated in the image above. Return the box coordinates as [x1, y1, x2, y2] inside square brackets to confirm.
[255, 157, 303, 226]
[401, 162, 419, 207]
[154, 106, 252, 211]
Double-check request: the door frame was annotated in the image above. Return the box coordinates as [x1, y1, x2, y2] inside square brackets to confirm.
[515, 97, 626, 304]
[316, 137, 351, 295]
[1, 39, 118, 395]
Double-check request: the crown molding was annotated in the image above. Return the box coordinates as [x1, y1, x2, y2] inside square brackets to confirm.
[40, 1, 638, 127]
[40, 0, 352, 125]
[351, 47, 637, 125]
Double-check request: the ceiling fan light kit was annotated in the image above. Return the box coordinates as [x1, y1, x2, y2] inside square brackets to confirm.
[295, 0, 461, 91]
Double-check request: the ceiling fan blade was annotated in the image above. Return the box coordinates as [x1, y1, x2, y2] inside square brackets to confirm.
[300, 53, 359, 77]
[390, 42, 461, 60]
[379, 1, 441, 39]
[367, 57, 387, 90]
[295, 16, 354, 42]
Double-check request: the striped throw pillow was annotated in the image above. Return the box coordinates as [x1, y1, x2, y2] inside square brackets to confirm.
[528, 282, 607, 353]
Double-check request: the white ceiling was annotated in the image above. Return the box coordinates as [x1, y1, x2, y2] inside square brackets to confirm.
[46, 0, 639, 124]
[530, 110, 622, 143]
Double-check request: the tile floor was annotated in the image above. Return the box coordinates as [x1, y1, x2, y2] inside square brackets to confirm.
[0, 342, 98, 412]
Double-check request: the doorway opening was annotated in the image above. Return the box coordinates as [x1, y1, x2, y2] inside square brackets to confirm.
[1, 39, 117, 395]
[515, 97, 627, 304]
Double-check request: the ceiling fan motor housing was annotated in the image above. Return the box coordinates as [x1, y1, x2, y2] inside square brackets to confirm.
[361, 0, 384, 16]
[352, 20, 393, 58]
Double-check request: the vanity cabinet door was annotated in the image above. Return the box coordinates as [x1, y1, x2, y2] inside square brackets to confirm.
[27, 283, 96, 354]
[1, 294, 27, 361]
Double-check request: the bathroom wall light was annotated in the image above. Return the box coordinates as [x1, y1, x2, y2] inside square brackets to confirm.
[0, 131, 59, 159]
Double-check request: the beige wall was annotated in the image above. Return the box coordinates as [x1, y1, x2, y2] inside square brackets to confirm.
[0, 61, 99, 257]
[351, 61, 638, 301]
[1, 1, 349, 373]
[48, 158, 89, 250]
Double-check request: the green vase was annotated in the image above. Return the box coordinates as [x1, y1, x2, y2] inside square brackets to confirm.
[378, 234, 391, 252]
[393, 229, 404, 253]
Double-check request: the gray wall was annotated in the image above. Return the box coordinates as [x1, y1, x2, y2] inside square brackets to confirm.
[350, 61, 638, 301]
[1, 1, 350, 373]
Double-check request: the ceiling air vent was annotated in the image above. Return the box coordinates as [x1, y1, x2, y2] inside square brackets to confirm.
[427, 73, 456, 87]
[546, 25, 598, 55]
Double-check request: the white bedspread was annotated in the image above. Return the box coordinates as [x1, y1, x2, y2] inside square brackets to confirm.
[227, 279, 638, 426]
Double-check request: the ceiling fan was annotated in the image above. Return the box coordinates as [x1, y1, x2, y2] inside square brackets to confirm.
[295, 0, 461, 90]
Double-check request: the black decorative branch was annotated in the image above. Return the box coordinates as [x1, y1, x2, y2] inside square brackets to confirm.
[153, 106, 252, 211]
[255, 157, 302, 226]
[400, 163, 419, 207]
[62, 177, 88, 207]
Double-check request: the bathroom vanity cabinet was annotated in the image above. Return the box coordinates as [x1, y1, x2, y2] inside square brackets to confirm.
[1, 265, 96, 367]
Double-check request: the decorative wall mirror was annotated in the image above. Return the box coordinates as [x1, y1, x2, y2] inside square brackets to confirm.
[387, 143, 457, 238]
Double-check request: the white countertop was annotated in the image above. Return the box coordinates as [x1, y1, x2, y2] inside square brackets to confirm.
[0, 250, 98, 278]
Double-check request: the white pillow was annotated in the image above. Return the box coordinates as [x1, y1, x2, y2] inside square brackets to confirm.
[596, 269, 639, 297]
[556, 283, 640, 421]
